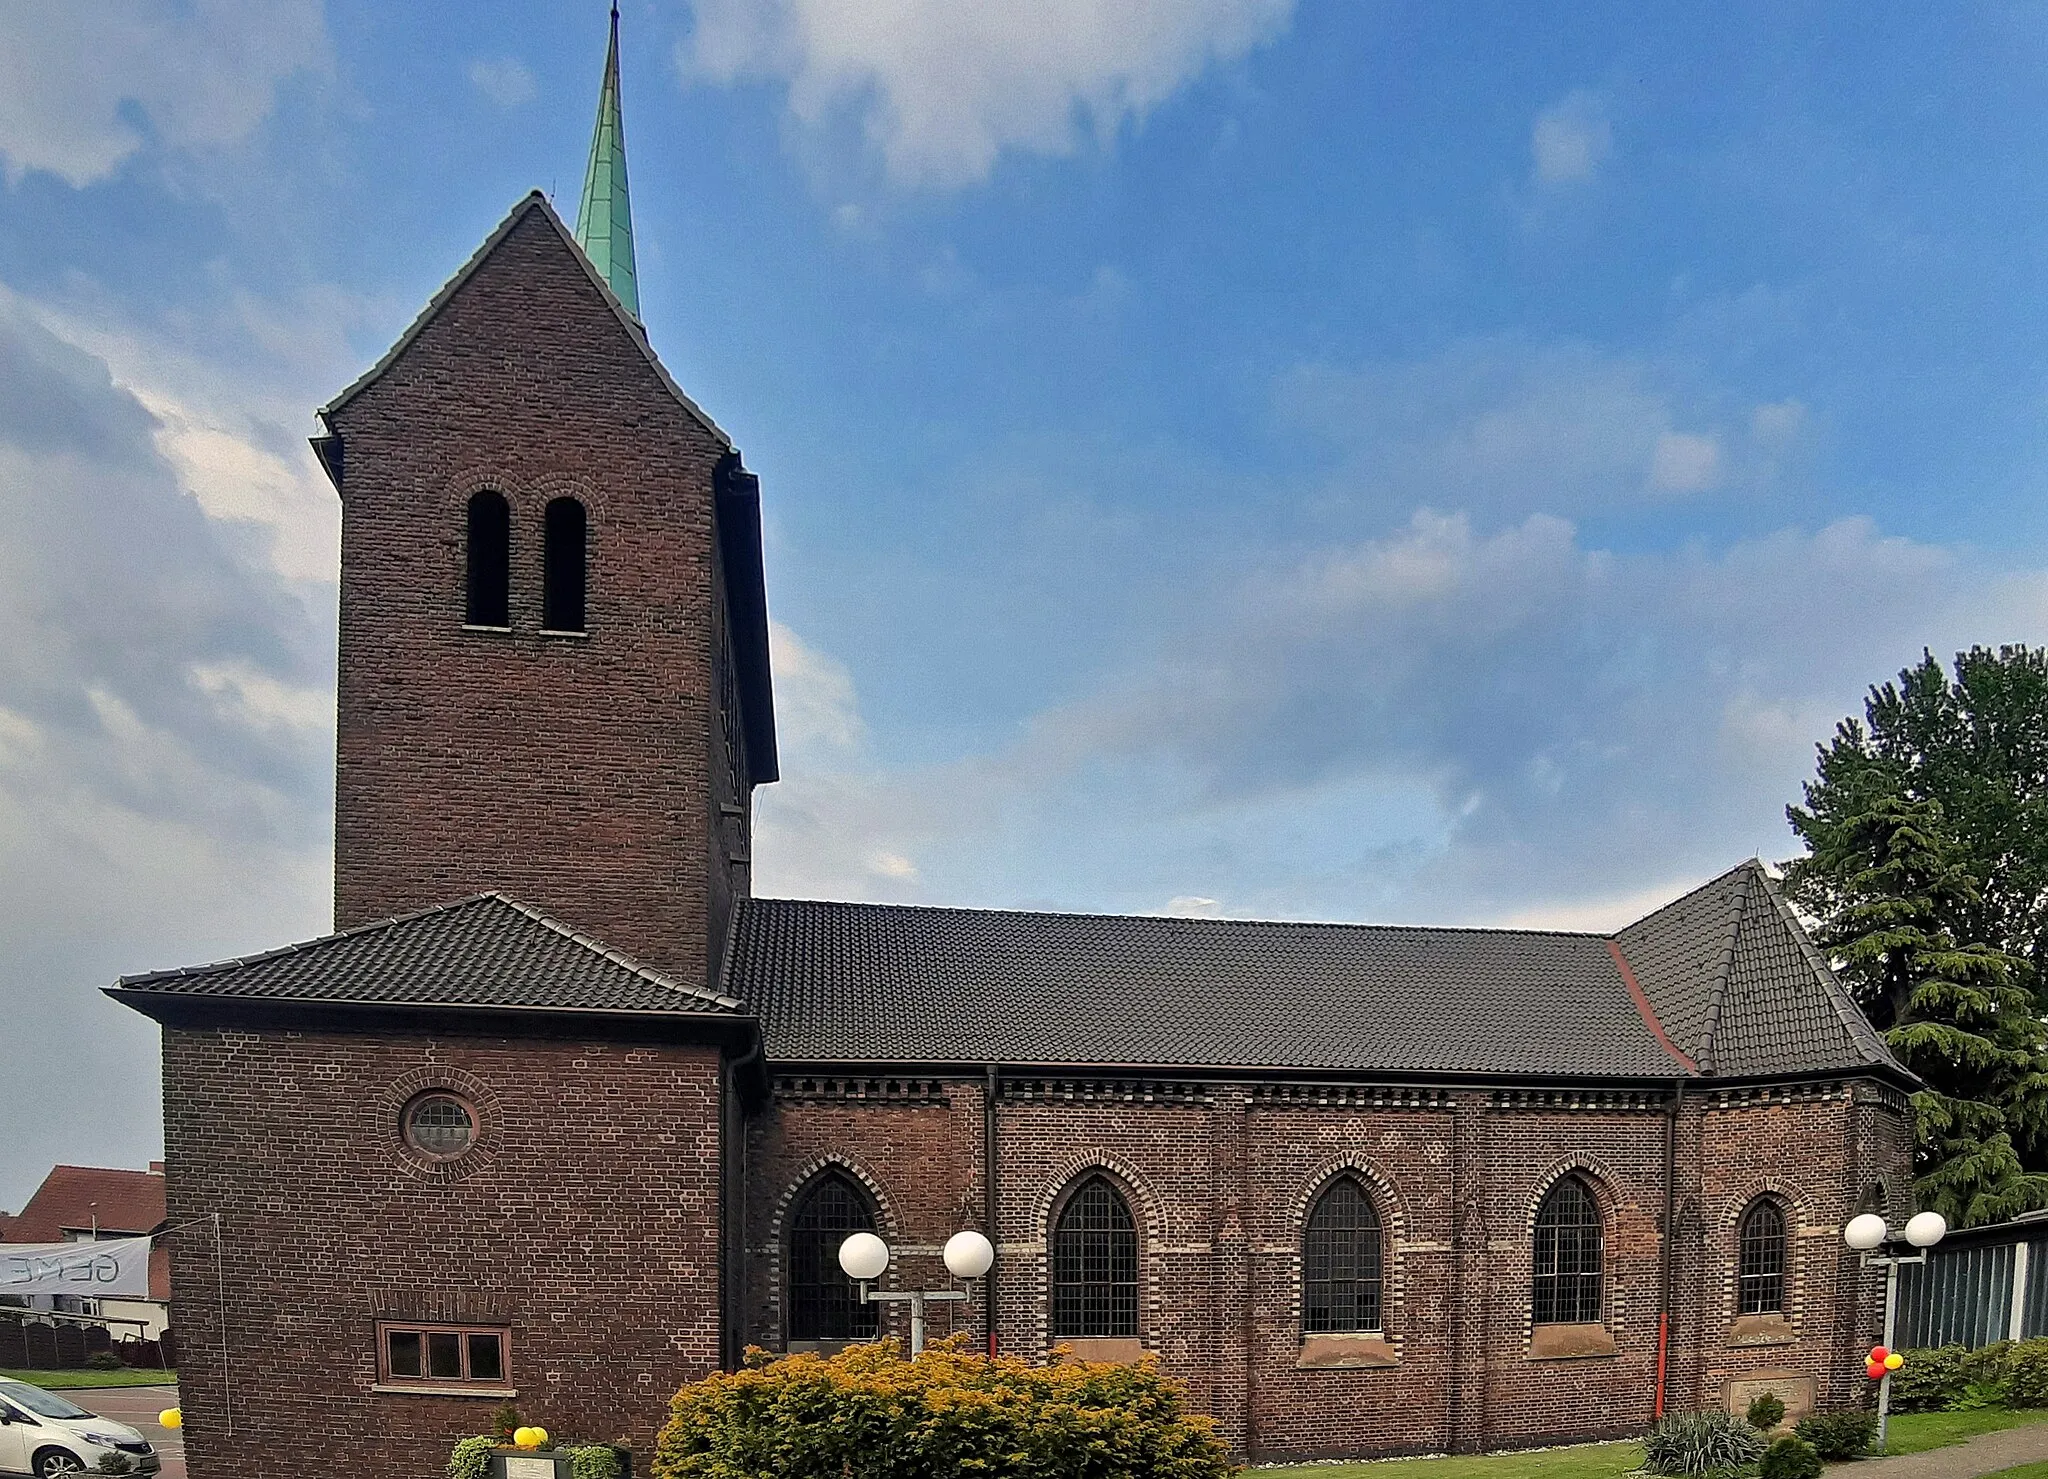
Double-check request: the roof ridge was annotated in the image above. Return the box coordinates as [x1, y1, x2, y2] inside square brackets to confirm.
[317, 191, 729, 449]
[491, 894, 742, 1010]
[744, 894, 1614, 940]
[114, 894, 504, 988]
[1692, 863, 1754, 1074]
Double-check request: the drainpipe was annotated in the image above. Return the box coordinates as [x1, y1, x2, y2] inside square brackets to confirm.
[1655, 1077, 1684, 1419]
[985, 1064, 1001, 1356]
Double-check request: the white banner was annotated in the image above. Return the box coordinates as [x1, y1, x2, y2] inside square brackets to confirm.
[0, 1239, 152, 1297]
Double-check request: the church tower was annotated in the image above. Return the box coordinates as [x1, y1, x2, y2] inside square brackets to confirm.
[313, 9, 776, 983]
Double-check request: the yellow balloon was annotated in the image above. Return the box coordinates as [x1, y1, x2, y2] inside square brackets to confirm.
[157, 1409, 181, 1431]
[1886, 1352, 1905, 1370]
[529, 1428, 549, 1450]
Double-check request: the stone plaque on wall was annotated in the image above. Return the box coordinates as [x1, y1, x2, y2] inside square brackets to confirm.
[1726, 1370, 1816, 1429]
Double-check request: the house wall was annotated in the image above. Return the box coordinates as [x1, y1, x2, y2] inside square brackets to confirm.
[326, 204, 737, 982]
[160, 1023, 727, 1479]
[747, 1074, 1910, 1463]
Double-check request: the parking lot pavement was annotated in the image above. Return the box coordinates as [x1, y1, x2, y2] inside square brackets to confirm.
[75, 1385, 182, 1479]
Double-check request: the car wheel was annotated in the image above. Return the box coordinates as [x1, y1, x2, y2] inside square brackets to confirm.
[32, 1449, 86, 1479]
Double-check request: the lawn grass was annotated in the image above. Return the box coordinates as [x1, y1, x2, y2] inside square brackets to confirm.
[1979, 1466, 2048, 1479]
[1881, 1406, 2048, 1456]
[0, 1369, 177, 1389]
[1251, 1441, 1643, 1479]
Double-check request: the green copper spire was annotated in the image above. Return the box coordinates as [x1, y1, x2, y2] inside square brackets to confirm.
[575, 3, 640, 319]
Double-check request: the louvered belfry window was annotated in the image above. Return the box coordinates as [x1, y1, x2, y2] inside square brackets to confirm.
[1302, 1177, 1383, 1333]
[787, 1173, 879, 1342]
[1532, 1175, 1604, 1325]
[1051, 1176, 1139, 1338]
[1738, 1199, 1788, 1316]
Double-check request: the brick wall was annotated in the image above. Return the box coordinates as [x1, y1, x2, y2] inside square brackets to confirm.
[326, 204, 738, 981]
[747, 1074, 1911, 1462]
[160, 1024, 726, 1479]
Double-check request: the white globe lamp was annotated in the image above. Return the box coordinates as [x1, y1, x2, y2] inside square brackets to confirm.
[1844, 1213, 1888, 1252]
[838, 1231, 891, 1282]
[1905, 1211, 1949, 1249]
[943, 1229, 995, 1280]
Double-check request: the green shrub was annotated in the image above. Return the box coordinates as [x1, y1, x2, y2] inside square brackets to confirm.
[85, 1352, 125, 1371]
[1641, 1410, 1768, 1476]
[1745, 1392, 1787, 1431]
[1757, 1434, 1821, 1479]
[2005, 1338, 2048, 1408]
[652, 1338, 1234, 1479]
[1793, 1409, 1877, 1460]
[93, 1454, 136, 1476]
[493, 1403, 522, 1442]
[566, 1445, 625, 1479]
[1890, 1345, 1970, 1413]
[448, 1434, 496, 1479]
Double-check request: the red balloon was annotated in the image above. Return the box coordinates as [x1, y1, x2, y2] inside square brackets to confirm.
[1872, 1345, 1890, 1361]
[1867, 1361, 1887, 1381]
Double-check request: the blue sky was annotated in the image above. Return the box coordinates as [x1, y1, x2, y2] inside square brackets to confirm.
[4, 0, 2048, 1207]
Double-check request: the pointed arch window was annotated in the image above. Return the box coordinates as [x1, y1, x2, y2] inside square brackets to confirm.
[1302, 1176, 1383, 1333]
[542, 497, 587, 633]
[1533, 1175, 1603, 1325]
[1738, 1198, 1788, 1316]
[1051, 1176, 1138, 1339]
[786, 1172, 878, 1343]
[465, 490, 510, 628]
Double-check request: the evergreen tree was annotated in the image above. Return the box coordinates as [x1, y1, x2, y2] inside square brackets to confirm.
[1786, 793, 2048, 1225]
[1791, 646, 2048, 1008]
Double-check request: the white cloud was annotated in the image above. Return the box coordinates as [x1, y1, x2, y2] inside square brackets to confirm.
[1649, 430, 1723, 492]
[682, 0, 1296, 187]
[469, 56, 538, 108]
[0, 0, 326, 187]
[1531, 89, 1612, 185]
[1161, 895, 1223, 917]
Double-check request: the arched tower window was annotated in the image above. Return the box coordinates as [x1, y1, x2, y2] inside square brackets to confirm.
[1302, 1176, 1383, 1333]
[1532, 1175, 1603, 1325]
[786, 1172, 878, 1343]
[1738, 1198, 1788, 1316]
[1051, 1175, 1139, 1339]
[542, 497, 587, 632]
[465, 490, 510, 627]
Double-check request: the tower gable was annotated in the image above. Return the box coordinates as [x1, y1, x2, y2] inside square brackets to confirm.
[319, 193, 769, 983]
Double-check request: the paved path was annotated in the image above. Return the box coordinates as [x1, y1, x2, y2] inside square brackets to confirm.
[74, 1384, 182, 1479]
[1833, 1423, 2048, 1477]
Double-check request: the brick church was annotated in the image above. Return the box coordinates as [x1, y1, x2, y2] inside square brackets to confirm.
[111, 14, 1913, 1476]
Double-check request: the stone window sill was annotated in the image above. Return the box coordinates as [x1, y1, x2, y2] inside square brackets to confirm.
[1727, 1314, 1798, 1347]
[371, 1384, 518, 1398]
[1056, 1338, 1147, 1364]
[461, 624, 512, 635]
[538, 629, 589, 639]
[1528, 1322, 1618, 1360]
[1297, 1333, 1398, 1369]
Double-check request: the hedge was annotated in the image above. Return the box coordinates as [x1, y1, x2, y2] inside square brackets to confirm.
[1889, 1340, 2048, 1413]
[651, 1339, 1236, 1479]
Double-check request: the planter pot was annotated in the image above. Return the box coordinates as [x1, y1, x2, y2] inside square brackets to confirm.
[491, 1452, 573, 1479]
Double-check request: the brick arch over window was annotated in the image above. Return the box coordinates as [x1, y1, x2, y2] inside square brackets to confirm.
[379, 1065, 501, 1183]
[1285, 1155, 1413, 1342]
[762, 1154, 900, 1346]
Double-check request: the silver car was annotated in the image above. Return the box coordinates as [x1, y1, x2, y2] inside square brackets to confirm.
[0, 1381, 160, 1479]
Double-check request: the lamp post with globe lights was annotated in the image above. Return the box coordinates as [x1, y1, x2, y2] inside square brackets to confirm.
[1844, 1208, 1948, 1453]
[838, 1228, 996, 1357]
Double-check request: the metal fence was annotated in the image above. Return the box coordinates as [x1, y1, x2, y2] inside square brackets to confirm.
[1896, 1220, 2048, 1348]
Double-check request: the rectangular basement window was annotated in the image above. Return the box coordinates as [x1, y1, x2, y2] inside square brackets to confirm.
[378, 1322, 511, 1388]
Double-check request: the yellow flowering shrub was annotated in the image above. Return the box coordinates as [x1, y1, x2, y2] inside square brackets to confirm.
[652, 1338, 1237, 1479]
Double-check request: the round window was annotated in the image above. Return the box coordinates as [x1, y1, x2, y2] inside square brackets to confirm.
[403, 1093, 476, 1160]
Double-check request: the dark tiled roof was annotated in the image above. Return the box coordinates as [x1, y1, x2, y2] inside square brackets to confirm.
[731, 900, 1692, 1077]
[1615, 861, 1898, 1078]
[732, 860, 1904, 1082]
[111, 894, 740, 1015]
